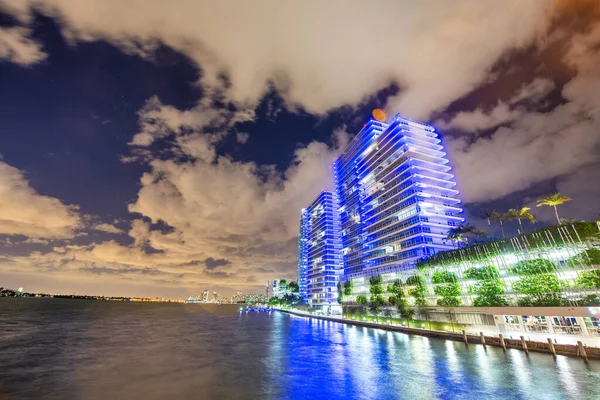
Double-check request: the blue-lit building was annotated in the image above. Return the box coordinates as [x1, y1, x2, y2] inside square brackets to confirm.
[333, 114, 463, 286]
[297, 191, 343, 310]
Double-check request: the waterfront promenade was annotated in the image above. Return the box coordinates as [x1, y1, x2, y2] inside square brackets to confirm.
[281, 309, 600, 361]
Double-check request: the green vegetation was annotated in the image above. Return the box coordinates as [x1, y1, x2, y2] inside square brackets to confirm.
[369, 275, 384, 296]
[462, 265, 508, 306]
[568, 248, 600, 267]
[507, 207, 535, 233]
[356, 295, 368, 305]
[576, 269, 600, 289]
[471, 280, 508, 307]
[463, 265, 500, 280]
[336, 281, 344, 304]
[512, 273, 566, 306]
[287, 281, 299, 293]
[343, 280, 354, 296]
[434, 283, 462, 307]
[431, 270, 458, 284]
[387, 279, 415, 325]
[406, 275, 428, 306]
[268, 293, 302, 307]
[509, 259, 557, 275]
[536, 192, 572, 225]
[416, 221, 600, 271]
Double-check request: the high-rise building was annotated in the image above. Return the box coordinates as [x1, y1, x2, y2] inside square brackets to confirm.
[297, 191, 343, 310]
[333, 114, 463, 282]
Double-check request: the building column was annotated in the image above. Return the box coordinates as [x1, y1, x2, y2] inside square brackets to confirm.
[576, 317, 590, 336]
[545, 316, 555, 334]
[519, 315, 527, 334]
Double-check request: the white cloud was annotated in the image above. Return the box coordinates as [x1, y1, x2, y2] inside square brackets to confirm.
[448, 25, 600, 203]
[91, 223, 124, 234]
[0, 26, 46, 65]
[509, 78, 555, 105]
[236, 132, 249, 144]
[0, 159, 82, 239]
[437, 78, 556, 132]
[3, 0, 550, 119]
[439, 101, 522, 132]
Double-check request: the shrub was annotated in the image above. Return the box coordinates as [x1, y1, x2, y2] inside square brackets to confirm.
[343, 280, 354, 296]
[471, 280, 508, 307]
[513, 273, 566, 306]
[578, 294, 600, 306]
[405, 275, 426, 286]
[434, 283, 462, 307]
[463, 266, 500, 280]
[356, 295, 368, 305]
[576, 269, 600, 289]
[431, 270, 458, 284]
[509, 259, 557, 275]
[369, 274, 384, 296]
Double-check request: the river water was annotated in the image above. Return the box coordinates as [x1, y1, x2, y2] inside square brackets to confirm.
[1, 299, 599, 399]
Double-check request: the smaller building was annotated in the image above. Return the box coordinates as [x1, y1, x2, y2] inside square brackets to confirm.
[298, 191, 343, 312]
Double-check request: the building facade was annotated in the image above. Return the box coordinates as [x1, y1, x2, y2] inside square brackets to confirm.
[297, 191, 343, 310]
[333, 114, 463, 290]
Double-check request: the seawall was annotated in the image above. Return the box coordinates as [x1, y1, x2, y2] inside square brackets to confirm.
[280, 309, 600, 361]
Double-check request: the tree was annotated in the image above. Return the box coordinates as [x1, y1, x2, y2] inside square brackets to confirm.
[388, 279, 414, 325]
[343, 280, 354, 296]
[491, 211, 507, 239]
[431, 270, 458, 284]
[369, 275, 384, 296]
[472, 280, 508, 307]
[507, 207, 536, 234]
[481, 209, 496, 231]
[512, 273, 565, 306]
[356, 295, 368, 305]
[406, 275, 428, 307]
[445, 223, 485, 247]
[287, 281, 299, 293]
[268, 297, 280, 307]
[336, 281, 344, 304]
[536, 192, 572, 225]
[576, 270, 600, 289]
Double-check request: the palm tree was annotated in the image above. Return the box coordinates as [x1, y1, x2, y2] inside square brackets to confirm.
[491, 211, 507, 239]
[507, 207, 536, 234]
[460, 223, 486, 241]
[445, 227, 466, 248]
[536, 192, 572, 225]
[445, 223, 485, 247]
[481, 209, 496, 232]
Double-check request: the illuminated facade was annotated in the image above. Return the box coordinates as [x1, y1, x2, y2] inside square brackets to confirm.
[297, 191, 343, 309]
[333, 114, 463, 283]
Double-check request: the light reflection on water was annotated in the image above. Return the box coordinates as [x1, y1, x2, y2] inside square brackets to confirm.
[1, 299, 599, 400]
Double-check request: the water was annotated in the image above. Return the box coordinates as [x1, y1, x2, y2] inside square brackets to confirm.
[1, 299, 599, 400]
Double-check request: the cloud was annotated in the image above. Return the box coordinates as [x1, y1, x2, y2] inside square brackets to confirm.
[437, 78, 556, 132]
[0, 159, 81, 239]
[0, 26, 46, 65]
[447, 24, 600, 204]
[204, 257, 231, 270]
[438, 101, 522, 132]
[3, 0, 550, 119]
[236, 132, 249, 144]
[91, 223, 124, 234]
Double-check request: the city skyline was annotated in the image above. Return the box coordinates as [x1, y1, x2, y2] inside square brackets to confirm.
[1, 1, 600, 298]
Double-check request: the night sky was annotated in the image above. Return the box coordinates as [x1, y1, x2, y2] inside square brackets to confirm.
[1, 1, 599, 298]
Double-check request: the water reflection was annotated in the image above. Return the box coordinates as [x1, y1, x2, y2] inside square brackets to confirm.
[1, 300, 600, 400]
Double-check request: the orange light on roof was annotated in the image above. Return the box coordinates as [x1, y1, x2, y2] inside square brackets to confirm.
[372, 109, 386, 121]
